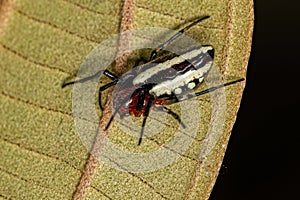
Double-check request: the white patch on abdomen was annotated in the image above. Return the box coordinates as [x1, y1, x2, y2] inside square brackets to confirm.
[150, 61, 212, 97]
[133, 48, 206, 85]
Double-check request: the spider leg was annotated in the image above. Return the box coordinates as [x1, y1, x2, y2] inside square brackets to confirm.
[138, 96, 155, 145]
[136, 90, 146, 112]
[105, 108, 118, 131]
[149, 16, 210, 60]
[194, 78, 245, 97]
[62, 69, 119, 110]
[98, 80, 119, 110]
[62, 70, 119, 88]
[167, 78, 245, 102]
[156, 106, 186, 128]
[102, 70, 119, 81]
[104, 95, 129, 130]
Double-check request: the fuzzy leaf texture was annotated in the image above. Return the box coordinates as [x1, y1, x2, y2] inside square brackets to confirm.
[0, 0, 253, 199]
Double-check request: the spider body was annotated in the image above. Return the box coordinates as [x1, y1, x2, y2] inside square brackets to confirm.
[113, 83, 167, 118]
[62, 16, 244, 145]
[112, 45, 214, 119]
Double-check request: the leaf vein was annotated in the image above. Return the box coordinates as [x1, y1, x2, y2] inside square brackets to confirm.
[90, 186, 113, 200]
[101, 155, 169, 199]
[136, 5, 223, 31]
[0, 167, 66, 197]
[0, 90, 72, 116]
[62, 0, 118, 17]
[118, 120, 201, 162]
[15, 9, 99, 44]
[0, 137, 81, 172]
[0, 42, 72, 75]
[0, 90, 101, 126]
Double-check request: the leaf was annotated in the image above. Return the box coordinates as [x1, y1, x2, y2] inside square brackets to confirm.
[0, 0, 253, 199]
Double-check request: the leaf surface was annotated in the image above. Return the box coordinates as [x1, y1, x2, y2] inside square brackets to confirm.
[0, 0, 253, 199]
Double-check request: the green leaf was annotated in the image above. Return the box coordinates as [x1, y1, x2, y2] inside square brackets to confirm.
[0, 0, 253, 199]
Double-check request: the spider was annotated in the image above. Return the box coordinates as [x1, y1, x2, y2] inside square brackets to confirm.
[62, 16, 244, 145]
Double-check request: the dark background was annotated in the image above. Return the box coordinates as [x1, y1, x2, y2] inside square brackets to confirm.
[210, 1, 300, 199]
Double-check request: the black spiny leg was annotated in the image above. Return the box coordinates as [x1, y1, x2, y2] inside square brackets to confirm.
[98, 79, 119, 110]
[62, 69, 119, 87]
[156, 106, 186, 128]
[194, 78, 245, 97]
[136, 90, 145, 112]
[166, 78, 245, 103]
[98, 70, 119, 110]
[138, 96, 155, 145]
[62, 70, 103, 88]
[102, 70, 119, 81]
[105, 96, 129, 131]
[62, 69, 120, 111]
[149, 16, 210, 60]
[105, 107, 118, 131]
